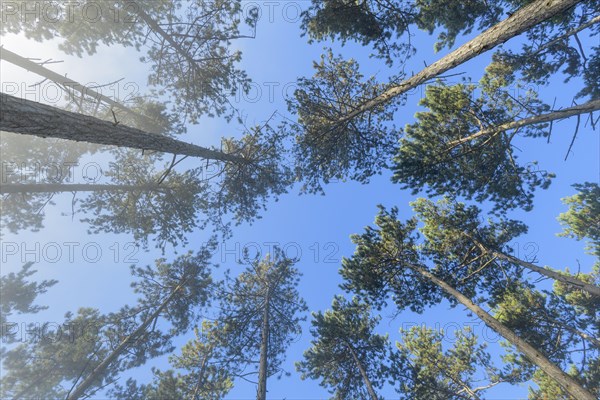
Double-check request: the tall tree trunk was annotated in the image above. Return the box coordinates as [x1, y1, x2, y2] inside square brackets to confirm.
[447, 98, 600, 148]
[256, 288, 270, 400]
[0, 93, 247, 164]
[0, 47, 154, 127]
[65, 282, 187, 400]
[0, 183, 165, 194]
[409, 263, 595, 400]
[344, 341, 379, 400]
[336, 0, 580, 125]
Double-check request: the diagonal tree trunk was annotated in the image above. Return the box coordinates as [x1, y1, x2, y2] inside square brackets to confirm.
[446, 98, 600, 148]
[0, 47, 153, 127]
[0, 93, 247, 164]
[409, 263, 596, 400]
[344, 341, 379, 400]
[335, 0, 580, 125]
[65, 281, 187, 400]
[491, 250, 600, 297]
[465, 233, 600, 297]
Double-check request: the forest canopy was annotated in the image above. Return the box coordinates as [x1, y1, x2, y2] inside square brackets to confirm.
[0, 0, 598, 399]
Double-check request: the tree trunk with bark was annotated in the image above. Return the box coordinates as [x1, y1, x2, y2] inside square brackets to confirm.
[464, 234, 600, 297]
[447, 98, 600, 148]
[345, 341, 379, 400]
[493, 250, 600, 297]
[409, 263, 595, 400]
[0, 93, 247, 164]
[336, 0, 580, 125]
[0, 47, 153, 127]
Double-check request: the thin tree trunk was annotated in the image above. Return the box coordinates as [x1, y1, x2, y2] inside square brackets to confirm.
[344, 342, 379, 400]
[0, 183, 165, 194]
[0, 93, 247, 164]
[492, 250, 600, 297]
[335, 0, 580, 125]
[256, 288, 270, 400]
[190, 346, 213, 400]
[66, 282, 187, 400]
[446, 98, 600, 148]
[0, 47, 154, 127]
[132, 6, 224, 100]
[133, 6, 200, 68]
[409, 263, 595, 400]
[530, 14, 600, 57]
[465, 234, 600, 297]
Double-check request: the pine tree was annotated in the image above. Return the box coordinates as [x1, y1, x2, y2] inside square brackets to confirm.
[340, 205, 596, 399]
[393, 326, 518, 399]
[218, 251, 307, 400]
[0, 246, 216, 399]
[297, 296, 389, 400]
[0, 263, 57, 343]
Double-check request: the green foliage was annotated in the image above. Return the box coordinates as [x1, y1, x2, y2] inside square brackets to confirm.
[142, 0, 257, 123]
[393, 326, 515, 399]
[0, 247, 216, 399]
[493, 281, 599, 398]
[219, 251, 307, 381]
[3, 131, 292, 250]
[300, 0, 416, 64]
[297, 296, 390, 399]
[0, 307, 111, 399]
[552, 264, 600, 318]
[1, 0, 255, 122]
[342, 200, 598, 397]
[0, 133, 97, 235]
[128, 244, 216, 335]
[79, 151, 210, 250]
[288, 50, 400, 194]
[411, 197, 528, 299]
[340, 205, 441, 312]
[0, 263, 57, 340]
[530, 360, 600, 399]
[215, 125, 293, 225]
[557, 182, 600, 257]
[109, 322, 234, 400]
[341, 198, 526, 311]
[415, 0, 506, 52]
[493, 1, 600, 99]
[392, 76, 553, 212]
[0, 1, 168, 55]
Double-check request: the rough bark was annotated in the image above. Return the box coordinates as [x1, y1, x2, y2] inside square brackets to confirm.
[66, 282, 186, 400]
[345, 341, 379, 400]
[335, 0, 581, 125]
[447, 98, 600, 148]
[0, 93, 247, 163]
[0, 47, 153, 127]
[410, 264, 596, 400]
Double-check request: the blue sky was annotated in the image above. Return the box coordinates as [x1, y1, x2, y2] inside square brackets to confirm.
[1, 1, 598, 399]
